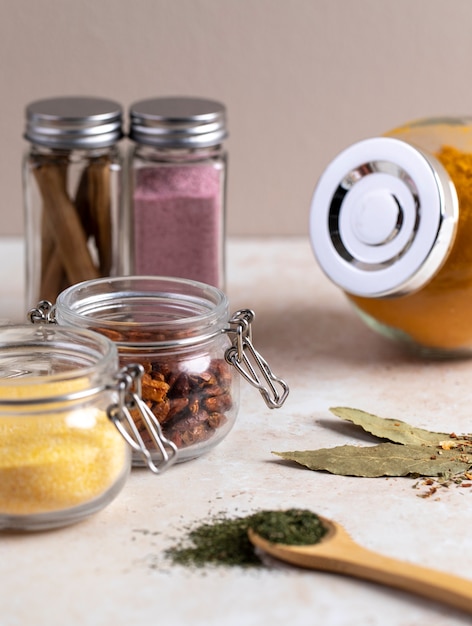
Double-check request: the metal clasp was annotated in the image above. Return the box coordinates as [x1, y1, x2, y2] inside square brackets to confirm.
[29, 300, 56, 324]
[107, 364, 178, 474]
[224, 309, 289, 409]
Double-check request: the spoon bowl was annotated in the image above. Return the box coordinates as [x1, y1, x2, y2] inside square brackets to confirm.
[248, 515, 472, 614]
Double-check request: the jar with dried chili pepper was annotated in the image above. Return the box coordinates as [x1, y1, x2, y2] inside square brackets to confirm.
[31, 276, 289, 463]
[23, 96, 125, 309]
[310, 117, 472, 356]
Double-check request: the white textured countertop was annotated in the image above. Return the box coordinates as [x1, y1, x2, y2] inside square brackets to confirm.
[1, 236, 472, 626]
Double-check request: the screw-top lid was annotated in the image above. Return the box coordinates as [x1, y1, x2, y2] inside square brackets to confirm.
[309, 137, 459, 297]
[129, 96, 227, 148]
[24, 96, 123, 149]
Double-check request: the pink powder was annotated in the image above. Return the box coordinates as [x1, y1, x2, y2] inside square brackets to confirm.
[132, 164, 224, 287]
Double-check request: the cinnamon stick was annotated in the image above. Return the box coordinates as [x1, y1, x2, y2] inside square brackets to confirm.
[74, 163, 94, 241]
[39, 158, 68, 300]
[34, 163, 99, 286]
[87, 156, 112, 275]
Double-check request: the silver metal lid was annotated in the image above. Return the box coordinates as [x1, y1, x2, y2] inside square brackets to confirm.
[24, 96, 123, 149]
[129, 96, 227, 148]
[309, 137, 459, 297]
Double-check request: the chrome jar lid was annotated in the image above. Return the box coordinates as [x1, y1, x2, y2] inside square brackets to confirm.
[24, 96, 123, 149]
[129, 96, 227, 148]
[309, 137, 459, 297]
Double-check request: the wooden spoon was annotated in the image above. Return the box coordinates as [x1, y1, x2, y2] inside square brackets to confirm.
[248, 515, 472, 614]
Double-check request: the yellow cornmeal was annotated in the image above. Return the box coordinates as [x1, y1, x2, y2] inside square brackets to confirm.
[0, 374, 92, 400]
[0, 378, 128, 515]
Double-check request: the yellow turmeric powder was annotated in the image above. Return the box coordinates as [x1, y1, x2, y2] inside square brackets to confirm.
[349, 145, 472, 351]
[0, 378, 128, 517]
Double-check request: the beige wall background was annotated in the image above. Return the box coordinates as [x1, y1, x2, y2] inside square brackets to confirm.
[1, 0, 472, 237]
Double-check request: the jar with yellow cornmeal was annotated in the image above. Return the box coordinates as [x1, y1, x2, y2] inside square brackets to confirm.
[0, 325, 131, 530]
[310, 117, 472, 355]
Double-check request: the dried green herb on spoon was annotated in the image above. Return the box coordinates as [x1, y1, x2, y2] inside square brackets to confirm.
[249, 508, 327, 546]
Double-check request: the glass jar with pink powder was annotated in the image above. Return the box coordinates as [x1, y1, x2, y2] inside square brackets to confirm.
[128, 97, 228, 289]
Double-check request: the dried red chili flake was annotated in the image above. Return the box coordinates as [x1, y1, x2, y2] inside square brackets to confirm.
[131, 357, 232, 449]
[95, 326, 234, 450]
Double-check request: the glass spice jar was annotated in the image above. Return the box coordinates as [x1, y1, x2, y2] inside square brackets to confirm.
[31, 276, 289, 464]
[23, 96, 125, 310]
[309, 116, 472, 356]
[128, 97, 228, 289]
[0, 324, 177, 531]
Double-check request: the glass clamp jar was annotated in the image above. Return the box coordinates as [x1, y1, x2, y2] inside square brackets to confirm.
[29, 276, 289, 463]
[0, 325, 177, 531]
[309, 117, 472, 356]
[128, 97, 228, 289]
[23, 96, 125, 310]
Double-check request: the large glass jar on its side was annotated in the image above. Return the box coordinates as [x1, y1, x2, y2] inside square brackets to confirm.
[309, 117, 472, 356]
[128, 97, 228, 289]
[0, 325, 130, 531]
[54, 276, 240, 463]
[23, 96, 125, 310]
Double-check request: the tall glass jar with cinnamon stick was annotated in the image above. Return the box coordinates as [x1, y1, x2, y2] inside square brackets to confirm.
[23, 96, 125, 309]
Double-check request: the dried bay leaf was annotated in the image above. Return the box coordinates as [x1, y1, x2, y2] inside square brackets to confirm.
[329, 406, 453, 446]
[274, 443, 472, 478]
[274, 406, 472, 481]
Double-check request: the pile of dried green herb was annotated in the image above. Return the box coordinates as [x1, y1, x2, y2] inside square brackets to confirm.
[274, 407, 472, 497]
[165, 508, 326, 568]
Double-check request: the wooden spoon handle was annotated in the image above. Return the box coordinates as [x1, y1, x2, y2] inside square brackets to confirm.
[321, 540, 472, 614]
